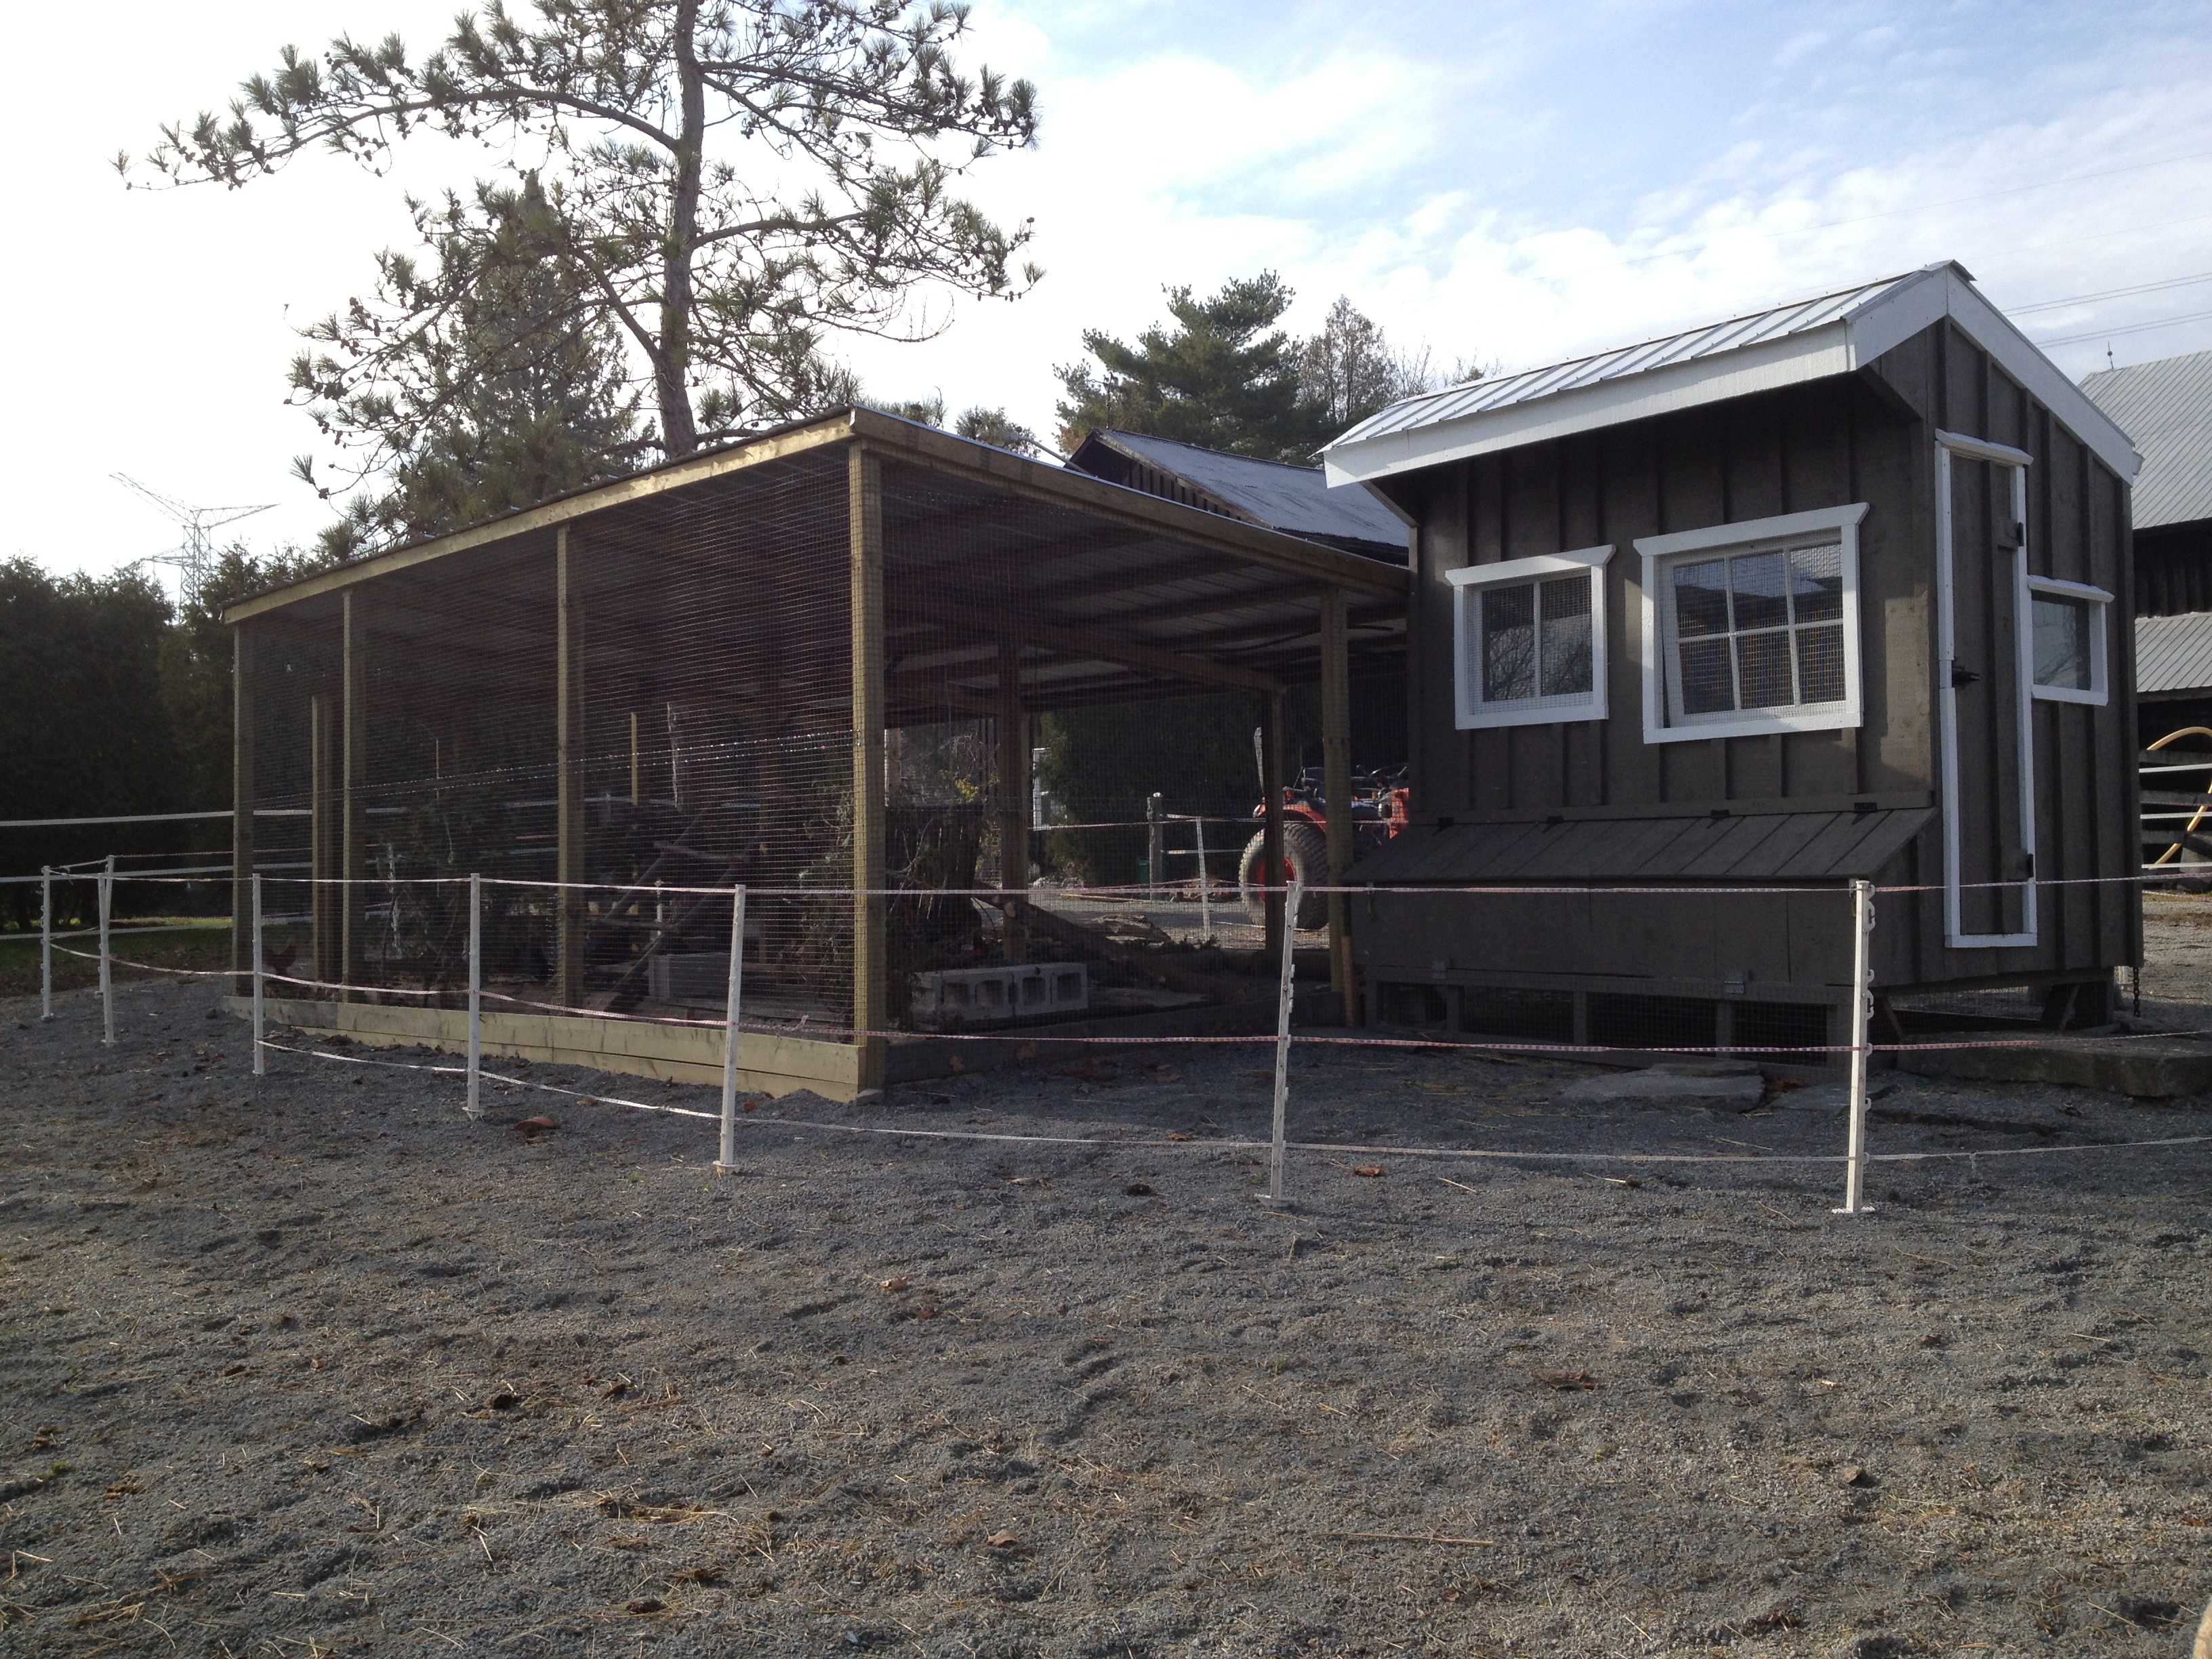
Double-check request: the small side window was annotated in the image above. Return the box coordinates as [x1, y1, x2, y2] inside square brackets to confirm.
[2026, 577, 2110, 705]
[1448, 546, 1614, 729]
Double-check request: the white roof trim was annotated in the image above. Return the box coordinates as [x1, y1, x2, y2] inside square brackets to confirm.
[1324, 264, 2140, 488]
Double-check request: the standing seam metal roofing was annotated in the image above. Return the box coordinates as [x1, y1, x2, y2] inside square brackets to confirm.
[1078, 429, 1410, 548]
[1345, 807, 1933, 884]
[1330, 272, 1918, 445]
[2134, 610, 2212, 697]
[2081, 348, 2212, 531]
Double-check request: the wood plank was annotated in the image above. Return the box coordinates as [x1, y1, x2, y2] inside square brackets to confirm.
[231, 626, 256, 988]
[556, 525, 587, 1010]
[851, 447, 888, 1087]
[1321, 590, 1358, 1015]
[897, 590, 1281, 695]
[340, 592, 366, 999]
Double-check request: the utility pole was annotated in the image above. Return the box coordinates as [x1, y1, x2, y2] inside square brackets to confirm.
[112, 474, 272, 607]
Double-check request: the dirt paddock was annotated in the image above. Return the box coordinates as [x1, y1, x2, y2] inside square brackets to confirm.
[2, 974, 2209, 1658]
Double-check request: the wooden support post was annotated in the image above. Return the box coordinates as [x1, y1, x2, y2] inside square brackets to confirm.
[1261, 691, 1286, 963]
[850, 447, 888, 1086]
[629, 710, 642, 808]
[998, 636, 1028, 964]
[230, 623, 256, 995]
[310, 692, 337, 987]
[340, 592, 366, 1000]
[557, 525, 588, 1010]
[1320, 588, 1358, 1025]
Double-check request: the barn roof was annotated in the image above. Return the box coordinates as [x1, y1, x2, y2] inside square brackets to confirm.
[1323, 261, 2139, 487]
[1065, 428, 1408, 560]
[2082, 347, 2212, 531]
[1346, 806, 1933, 885]
[2135, 610, 2212, 697]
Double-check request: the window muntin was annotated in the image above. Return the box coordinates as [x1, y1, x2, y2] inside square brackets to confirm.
[1635, 504, 1867, 745]
[1667, 542, 1846, 718]
[1448, 545, 1613, 729]
[1481, 574, 1593, 703]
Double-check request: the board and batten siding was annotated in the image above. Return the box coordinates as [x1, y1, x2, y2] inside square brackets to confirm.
[1862, 319, 2139, 991]
[1386, 318, 2136, 994]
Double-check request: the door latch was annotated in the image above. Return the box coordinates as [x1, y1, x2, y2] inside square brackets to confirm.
[1949, 663, 1982, 689]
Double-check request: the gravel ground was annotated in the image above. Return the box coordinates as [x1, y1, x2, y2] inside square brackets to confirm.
[3, 973, 2211, 1658]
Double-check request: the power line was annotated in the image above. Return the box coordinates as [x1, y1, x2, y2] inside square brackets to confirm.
[2032, 307, 2212, 350]
[2007, 269, 2212, 315]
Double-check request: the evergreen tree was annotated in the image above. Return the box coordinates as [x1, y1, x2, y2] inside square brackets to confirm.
[135, 0, 1041, 478]
[294, 177, 650, 558]
[1297, 295, 1474, 432]
[1053, 273, 1328, 462]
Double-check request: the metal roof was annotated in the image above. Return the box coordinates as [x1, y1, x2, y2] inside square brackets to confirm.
[1323, 261, 2140, 487]
[1346, 806, 1933, 884]
[2135, 609, 2212, 696]
[2081, 348, 2212, 531]
[1072, 429, 1408, 551]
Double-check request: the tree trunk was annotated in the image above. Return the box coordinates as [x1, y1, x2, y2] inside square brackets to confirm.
[657, 0, 706, 456]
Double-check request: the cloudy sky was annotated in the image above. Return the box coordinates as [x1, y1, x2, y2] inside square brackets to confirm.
[7, 0, 2212, 585]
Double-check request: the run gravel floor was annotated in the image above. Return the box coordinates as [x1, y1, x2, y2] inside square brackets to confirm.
[2, 975, 2209, 1658]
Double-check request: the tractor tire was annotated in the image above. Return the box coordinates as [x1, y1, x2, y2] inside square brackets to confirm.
[1238, 821, 1330, 931]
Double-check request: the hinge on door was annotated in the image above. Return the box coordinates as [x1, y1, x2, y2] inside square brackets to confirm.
[1949, 662, 1982, 689]
[1996, 520, 2023, 550]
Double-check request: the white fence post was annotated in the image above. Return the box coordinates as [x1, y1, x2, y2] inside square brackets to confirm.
[1260, 873, 1300, 1205]
[1835, 878, 1877, 1216]
[39, 868, 52, 1021]
[251, 873, 266, 1078]
[98, 855, 115, 1046]
[1195, 817, 1212, 936]
[716, 884, 747, 1174]
[466, 872, 484, 1120]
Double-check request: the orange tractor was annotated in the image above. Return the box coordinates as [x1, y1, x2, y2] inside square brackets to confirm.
[1237, 762, 1410, 929]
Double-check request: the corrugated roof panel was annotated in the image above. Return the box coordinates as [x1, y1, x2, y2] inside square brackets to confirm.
[1084, 430, 1409, 549]
[1346, 808, 1932, 884]
[2081, 348, 2212, 529]
[1334, 272, 1919, 447]
[2135, 610, 2212, 695]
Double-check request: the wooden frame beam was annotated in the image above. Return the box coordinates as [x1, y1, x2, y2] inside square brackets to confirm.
[340, 592, 366, 1000]
[556, 525, 588, 1010]
[230, 626, 255, 991]
[851, 447, 888, 1087]
[1320, 589, 1358, 1022]
[899, 592, 1282, 695]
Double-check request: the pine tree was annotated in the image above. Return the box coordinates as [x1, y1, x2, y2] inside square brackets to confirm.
[293, 177, 649, 558]
[134, 0, 1040, 465]
[1053, 273, 1328, 462]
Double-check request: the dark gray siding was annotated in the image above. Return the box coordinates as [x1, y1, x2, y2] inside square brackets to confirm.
[1365, 319, 2137, 999]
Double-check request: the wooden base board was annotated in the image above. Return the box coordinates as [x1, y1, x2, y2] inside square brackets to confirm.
[227, 996, 867, 1101]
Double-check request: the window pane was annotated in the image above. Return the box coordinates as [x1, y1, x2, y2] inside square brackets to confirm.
[2032, 595, 2093, 689]
[1737, 630, 1795, 708]
[1679, 638, 1735, 714]
[1797, 624, 1845, 703]
[1482, 582, 1536, 701]
[1673, 560, 1731, 636]
[1729, 551, 1789, 632]
[1538, 575, 1593, 697]
[1790, 544, 1843, 623]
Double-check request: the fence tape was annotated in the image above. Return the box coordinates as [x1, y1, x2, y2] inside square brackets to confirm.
[247, 1040, 2212, 1169]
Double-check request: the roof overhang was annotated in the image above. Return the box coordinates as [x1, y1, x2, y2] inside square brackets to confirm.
[1323, 264, 2142, 489]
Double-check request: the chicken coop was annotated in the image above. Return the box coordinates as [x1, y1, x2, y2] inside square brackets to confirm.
[224, 409, 1404, 1099]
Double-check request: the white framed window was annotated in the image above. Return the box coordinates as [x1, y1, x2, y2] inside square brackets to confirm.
[2024, 575, 2110, 705]
[1635, 504, 1868, 744]
[1446, 545, 1613, 729]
